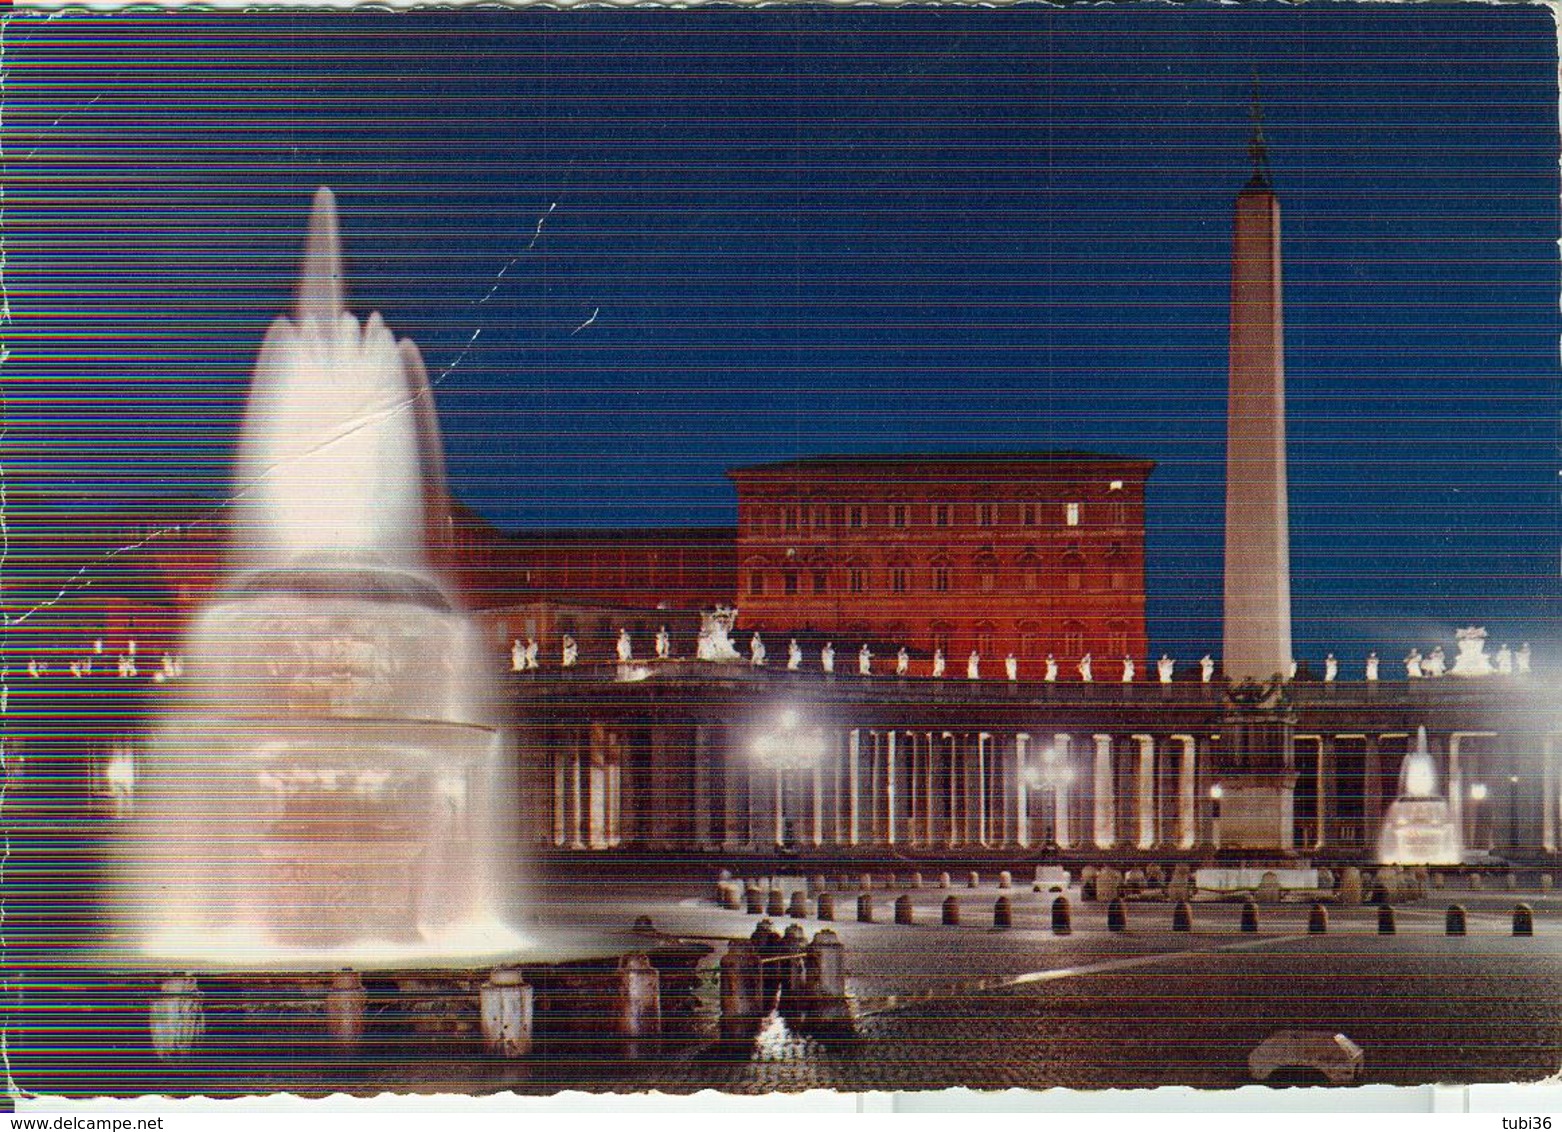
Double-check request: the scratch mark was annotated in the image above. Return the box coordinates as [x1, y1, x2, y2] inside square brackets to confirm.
[571, 307, 600, 336]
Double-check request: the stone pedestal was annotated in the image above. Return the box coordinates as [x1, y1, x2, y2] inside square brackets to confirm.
[1214, 680, 1297, 854]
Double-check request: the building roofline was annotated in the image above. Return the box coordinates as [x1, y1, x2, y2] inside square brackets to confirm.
[728, 452, 1156, 476]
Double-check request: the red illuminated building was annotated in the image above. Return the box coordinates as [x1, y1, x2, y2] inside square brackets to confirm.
[729, 452, 1153, 677]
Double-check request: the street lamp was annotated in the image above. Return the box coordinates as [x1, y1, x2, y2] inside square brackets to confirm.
[1209, 783, 1224, 849]
[751, 707, 827, 849]
[1508, 774, 1520, 855]
[1023, 745, 1075, 849]
[1469, 782, 1488, 852]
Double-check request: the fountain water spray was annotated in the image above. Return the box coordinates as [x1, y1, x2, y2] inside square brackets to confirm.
[1375, 725, 1464, 866]
[113, 189, 527, 969]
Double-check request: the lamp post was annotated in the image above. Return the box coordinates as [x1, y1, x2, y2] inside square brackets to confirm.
[1469, 782, 1488, 852]
[751, 708, 827, 850]
[1023, 745, 1075, 851]
[1507, 774, 1520, 855]
[1210, 783, 1225, 850]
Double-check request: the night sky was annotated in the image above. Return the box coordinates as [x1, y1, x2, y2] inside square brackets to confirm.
[5, 5, 1558, 666]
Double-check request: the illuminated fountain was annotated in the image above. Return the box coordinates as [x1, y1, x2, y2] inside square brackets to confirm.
[1375, 726, 1463, 866]
[113, 188, 527, 969]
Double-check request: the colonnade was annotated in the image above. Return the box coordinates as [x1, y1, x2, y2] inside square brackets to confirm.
[543, 718, 1562, 859]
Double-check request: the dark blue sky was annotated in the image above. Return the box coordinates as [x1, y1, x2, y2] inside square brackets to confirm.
[6, 5, 1558, 664]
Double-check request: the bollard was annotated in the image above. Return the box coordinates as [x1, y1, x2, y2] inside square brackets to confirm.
[993, 896, 1012, 930]
[324, 969, 368, 1052]
[1096, 868, 1122, 904]
[149, 976, 204, 1061]
[860, 872, 874, 892]
[480, 967, 534, 1058]
[837, 873, 852, 892]
[1445, 904, 1467, 937]
[811, 874, 829, 895]
[1239, 899, 1259, 934]
[1172, 900, 1192, 933]
[1506, 873, 1518, 891]
[1340, 867, 1363, 906]
[1470, 873, 1485, 891]
[1052, 895, 1073, 935]
[894, 894, 915, 925]
[911, 871, 924, 890]
[804, 929, 849, 1018]
[942, 895, 961, 926]
[1377, 903, 1396, 936]
[857, 893, 875, 923]
[1316, 867, 1335, 892]
[1513, 903, 1534, 937]
[1307, 902, 1329, 935]
[1257, 872, 1281, 904]
[1081, 878, 1098, 902]
[720, 884, 742, 911]
[1146, 863, 1165, 888]
[719, 941, 765, 1035]
[885, 873, 900, 891]
[745, 886, 764, 915]
[998, 870, 1013, 890]
[939, 871, 952, 890]
[787, 891, 809, 920]
[968, 871, 981, 889]
[816, 892, 835, 921]
[767, 889, 785, 917]
[1107, 897, 1128, 933]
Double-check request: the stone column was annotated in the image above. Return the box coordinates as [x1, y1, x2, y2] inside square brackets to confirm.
[885, 730, 900, 846]
[1014, 733, 1031, 849]
[847, 729, 863, 846]
[722, 731, 745, 852]
[976, 733, 993, 846]
[1363, 735, 1382, 849]
[940, 732, 957, 848]
[811, 746, 825, 848]
[569, 733, 586, 850]
[1177, 736, 1198, 851]
[1313, 736, 1334, 853]
[1543, 734, 1557, 853]
[1093, 734, 1115, 850]
[1054, 733, 1075, 849]
[552, 740, 568, 847]
[1447, 733, 1466, 847]
[1135, 736, 1156, 851]
[693, 724, 714, 849]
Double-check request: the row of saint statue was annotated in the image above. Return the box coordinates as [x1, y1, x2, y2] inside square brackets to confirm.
[512, 629, 1535, 683]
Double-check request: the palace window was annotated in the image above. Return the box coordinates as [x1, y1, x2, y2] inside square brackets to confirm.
[1108, 622, 1128, 657]
[931, 622, 952, 655]
[849, 566, 865, 594]
[979, 503, 995, 527]
[1063, 621, 1085, 657]
[749, 570, 765, 596]
[1065, 502, 1081, 527]
[893, 504, 907, 529]
[783, 571, 799, 596]
[931, 559, 951, 593]
[1023, 504, 1037, 526]
[849, 506, 864, 530]
[935, 504, 949, 528]
[1018, 551, 1041, 593]
[812, 570, 828, 595]
[1062, 550, 1084, 592]
[785, 507, 799, 531]
[975, 552, 999, 594]
[975, 622, 996, 655]
[891, 567, 908, 593]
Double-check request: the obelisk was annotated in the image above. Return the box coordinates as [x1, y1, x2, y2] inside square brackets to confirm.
[1214, 88, 1298, 855]
[1222, 88, 1293, 684]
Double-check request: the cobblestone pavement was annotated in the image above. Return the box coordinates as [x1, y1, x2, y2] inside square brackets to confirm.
[532, 874, 1562, 1094]
[12, 873, 1561, 1098]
